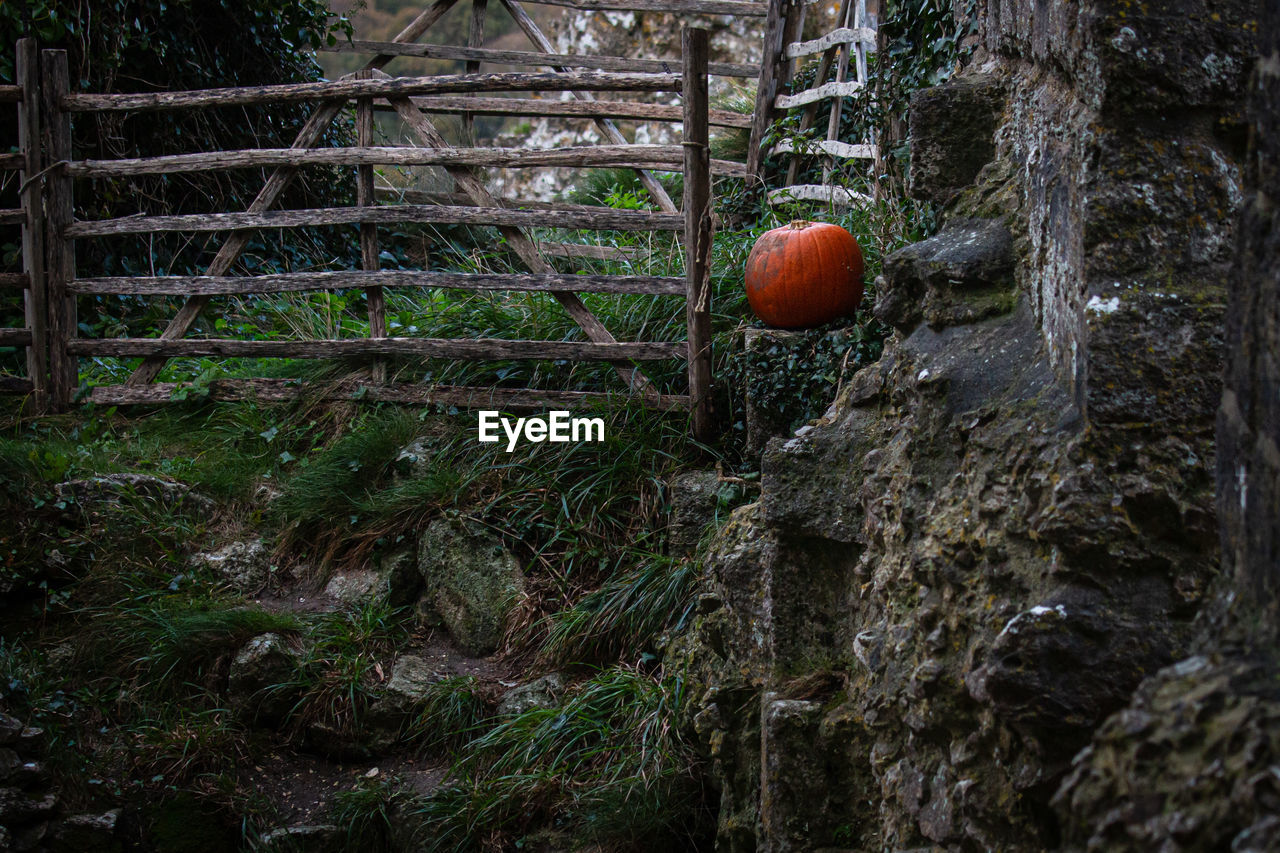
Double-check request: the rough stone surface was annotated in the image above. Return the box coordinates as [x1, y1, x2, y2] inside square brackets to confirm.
[0, 789, 56, 823]
[383, 655, 443, 707]
[48, 810, 122, 853]
[259, 824, 341, 853]
[1218, 0, 1280, 633]
[908, 74, 1005, 204]
[227, 633, 303, 724]
[54, 473, 214, 516]
[497, 673, 566, 717]
[875, 217, 1017, 334]
[1046, 6, 1280, 850]
[1054, 655, 1280, 851]
[323, 546, 420, 610]
[190, 540, 272, 593]
[0, 717, 20, 748]
[669, 0, 1255, 848]
[364, 653, 446, 742]
[667, 470, 723, 557]
[417, 518, 523, 656]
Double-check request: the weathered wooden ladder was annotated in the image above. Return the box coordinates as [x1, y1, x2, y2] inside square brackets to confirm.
[748, 0, 879, 206]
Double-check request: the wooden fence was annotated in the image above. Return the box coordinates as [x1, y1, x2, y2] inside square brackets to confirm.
[1, 3, 753, 440]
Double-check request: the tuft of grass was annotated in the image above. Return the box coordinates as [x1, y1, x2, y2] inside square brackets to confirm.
[271, 409, 463, 568]
[282, 598, 411, 739]
[402, 675, 489, 753]
[406, 667, 711, 851]
[130, 708, 253, 790]
[326, 776, 406, 853]
[77, 596, 301, 693]
[540, 555, 698, 665]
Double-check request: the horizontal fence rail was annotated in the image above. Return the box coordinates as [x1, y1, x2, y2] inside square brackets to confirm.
[520, 0, 767, 13]
[69, 271, 686, 297]
[375, 94, 752, 127]
[322, 40, 760, 78]
[65, 145, 747, 178]
[62, 71, 681, 113]
[67, 337, 686, 361]
[65, 203, 686, 237]
[84, 378, 692, 410]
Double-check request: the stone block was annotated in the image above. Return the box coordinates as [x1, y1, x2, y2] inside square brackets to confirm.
[497, 673, 566, 716]
[417, 518, 523, 656]
[667, 470, 722, 557]
[190, 540, 272, 594]
[48, 810, 122, 853]
[908, 74, 1005, 205]
[227, 633, 304, 724]
[323, 546, 420, 610]
[876, 218, 1017, 335]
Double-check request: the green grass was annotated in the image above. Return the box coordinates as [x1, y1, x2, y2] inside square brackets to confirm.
[75, 595, 301, 693]
[278, 598, 412, 739]
[326, 776, 407, 853]
[402, 675, 489, 754]
[540, 555, 698, 665]
[406, 667, 711, 851]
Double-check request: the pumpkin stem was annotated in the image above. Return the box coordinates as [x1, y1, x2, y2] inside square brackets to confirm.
[788, 220, 812, 230]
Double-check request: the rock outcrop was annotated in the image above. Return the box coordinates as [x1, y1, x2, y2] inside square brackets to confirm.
[674, 0, 1260, 849]
[417, 518, 524, 656]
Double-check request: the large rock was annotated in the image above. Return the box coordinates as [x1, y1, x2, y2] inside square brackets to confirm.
[190, 540, 272, 593]
[0, 787, 56, 823]
[0, 715, 21, 747]
[875, 218, 1017, 334]
[323, 546, 420, 610]
[1054, 656, 1280, 851]
[683, 298, 1221, 849]
[382, 655, 443, 707]
[0, 749, 19, 784]
[908, 74, 1005, 205]
[227, 633, 303, 724]
[259, 824, 341, 853]
[417, 519, 523, 656]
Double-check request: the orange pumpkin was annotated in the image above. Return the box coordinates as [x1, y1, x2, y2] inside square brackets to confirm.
[744, 220, 865, 329]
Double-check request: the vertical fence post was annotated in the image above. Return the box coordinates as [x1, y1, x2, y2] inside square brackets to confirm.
[355, 70, 386, 384]
[16, 38, 47, 411]
[747, 0, 788, 179]
[463, 0, 488, 138]
[683, 26, 713, 442]
[41, 49, 74, 411]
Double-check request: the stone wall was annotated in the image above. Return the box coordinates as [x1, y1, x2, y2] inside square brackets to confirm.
[674, 0, 1264, 850]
